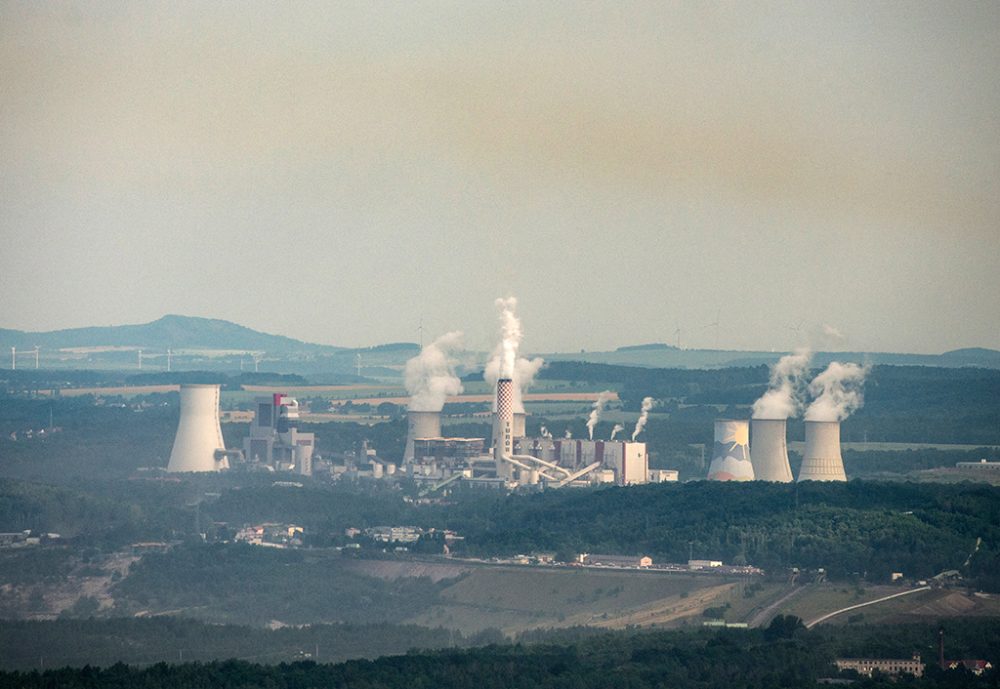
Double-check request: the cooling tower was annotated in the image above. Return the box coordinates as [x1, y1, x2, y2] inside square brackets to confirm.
[797, 420, 847, 482]
[750, 418, 794, 482]
[403, 410, 442, 462]
[494, 378, 515, 476]
[513, 412, 526, 439]
[167, 384, 228, 472]
[706, 419, 755, 481]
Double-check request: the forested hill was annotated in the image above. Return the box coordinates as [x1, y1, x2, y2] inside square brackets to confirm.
[0, 315, 342, 353]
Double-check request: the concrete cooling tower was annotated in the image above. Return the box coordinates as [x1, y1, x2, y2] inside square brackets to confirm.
[167, 384, 229, 472]
[707, 419, 755, 481]
[750, 418, 794, 482]
[797, 420, 847, 482]
[403, 411, 442, 462]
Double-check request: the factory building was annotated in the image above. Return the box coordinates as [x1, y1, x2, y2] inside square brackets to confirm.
[243, 394, 315, 475]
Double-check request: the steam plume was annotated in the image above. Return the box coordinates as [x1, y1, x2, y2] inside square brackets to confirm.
[631, 396, 654, 441]
[484, 296, 544, 413]
[752, 348, 811, 419]
[404, 331, 464, 411]
[564, 429, 572, 439]
[804, 361, 868, 421]
[610, 423, 624, 440]
[540, 425, 552, 439]
[587, 390, 614, 440]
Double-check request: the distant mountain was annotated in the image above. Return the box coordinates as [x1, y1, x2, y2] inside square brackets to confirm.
[615, 343, 677, 352]
[0, 315, 343, 354]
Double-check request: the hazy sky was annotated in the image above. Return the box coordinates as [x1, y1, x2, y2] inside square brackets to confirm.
[2, 2, 998, 354]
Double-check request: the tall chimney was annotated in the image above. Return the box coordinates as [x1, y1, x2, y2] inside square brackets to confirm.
[750, 418, 794, 482]
[494, 378, 514, 477]
[707, 419, 755, 481]
[797, 420, 847, 482]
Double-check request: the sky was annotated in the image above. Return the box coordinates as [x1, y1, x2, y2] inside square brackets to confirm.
[1, 2, 998, 354]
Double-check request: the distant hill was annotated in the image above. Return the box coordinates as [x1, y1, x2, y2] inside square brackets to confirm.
[0, 315, 343, 354]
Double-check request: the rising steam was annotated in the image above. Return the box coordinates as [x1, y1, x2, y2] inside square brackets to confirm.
[404, 331, 464, 411]
[752, 348, 812, 419]
[484, 296, 544, 413]
[631, 396, 654, 441]
[804, 361, 869, 421]
[587, 390, 614, 440]
[540, 426, 553, 439]
[610, 423, 624, 440]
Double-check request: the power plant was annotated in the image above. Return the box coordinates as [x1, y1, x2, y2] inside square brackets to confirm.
[167, 384, 233, 472]
[749, 418, 794, 482]
[797, 420, 847, 482]
[707, 419, 755, 481]
[243, 394, 316, 475]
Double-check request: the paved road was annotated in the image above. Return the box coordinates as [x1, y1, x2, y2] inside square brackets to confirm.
[747, 585, 807, 628]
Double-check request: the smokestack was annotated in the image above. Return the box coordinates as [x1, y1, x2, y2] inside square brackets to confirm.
[750, 418, 794, 482]
[707, 419, 754, 481]
[798, 420, 847, 482]
[403, 411, 442, 462]
[494, 378, 515, 477]
[167, 384, 228, 472]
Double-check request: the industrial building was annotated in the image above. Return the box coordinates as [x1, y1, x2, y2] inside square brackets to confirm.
[243, 394, 315, 476]
[749, 418, 794, 482]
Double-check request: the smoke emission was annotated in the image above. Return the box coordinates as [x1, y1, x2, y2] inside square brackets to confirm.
[404, 331, 464, 411]
[804, 361, 868, 421]
[610, 423, 624, 440]
[631, 396, 654, 441]
[540, 425, 553, 439]
[752, 348, 811, 419]
[484, 296, 544, 413]
[587, 390, 614, 440]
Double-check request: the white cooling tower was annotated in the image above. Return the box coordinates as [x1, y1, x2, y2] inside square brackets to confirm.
[494, 378, 515, 477]
[798, 420, 847, 482]
[403, 410, 442, 462]
[167, 384, 228, 472]
[513, 412, 527, 439]
[750, 418, 794, 482]
[706, 419, 755, 481]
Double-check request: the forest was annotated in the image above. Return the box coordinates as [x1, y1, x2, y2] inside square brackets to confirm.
[1, 618, 998, 688]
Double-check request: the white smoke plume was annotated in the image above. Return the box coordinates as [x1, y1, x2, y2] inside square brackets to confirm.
[631, 396, 655, 441]
[752, 348, 812, 420]
[540, 426, 553, 439]
[484, 297, 544, 413]
[564, 428, 573, 439]
[404, 331, 464, 412]
[587, 390, 614, 440]
[804, 361, 869, 421]
[610, 423, 624, 440]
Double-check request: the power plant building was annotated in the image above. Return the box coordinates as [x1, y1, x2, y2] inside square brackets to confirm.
[243, 394, 315, 476]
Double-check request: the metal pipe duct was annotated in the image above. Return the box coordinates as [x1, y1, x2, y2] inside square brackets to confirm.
[798, 420, 847, 482]
[167, 384, 227, 472]
[750, 418, 794, 482]
[706, 419, 755, 481]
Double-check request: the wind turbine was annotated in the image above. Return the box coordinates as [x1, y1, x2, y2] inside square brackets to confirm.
[702, 309, 721, 350]
[34, 345, 39, 370]
[787, 319, 805, 346]
[252, 353, 263, 373]
[674, 323, 682, 350]
[355, 353, 362, 377]
[166, 348, 172, 372]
